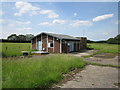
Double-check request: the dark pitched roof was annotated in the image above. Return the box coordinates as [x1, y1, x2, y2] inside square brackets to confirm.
[33, 32, 80, 40]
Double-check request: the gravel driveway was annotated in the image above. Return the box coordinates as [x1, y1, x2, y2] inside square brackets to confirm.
[56, 65, 119, 88]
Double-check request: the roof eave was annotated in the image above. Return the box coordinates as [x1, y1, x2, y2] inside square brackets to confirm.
[32, 32, 80, 41]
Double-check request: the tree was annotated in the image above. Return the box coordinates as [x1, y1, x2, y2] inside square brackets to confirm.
[7, 34, 18, 41]
[7, 34, 34, 41]
[25, 34, 34, 41]
[107, 38, 118, 44]
[17, 35, 26, 41]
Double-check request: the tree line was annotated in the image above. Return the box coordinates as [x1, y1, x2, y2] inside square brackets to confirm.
[2, 33, 120, 44]
[7, 34, 34, 41]
[87, 34, 120, 44]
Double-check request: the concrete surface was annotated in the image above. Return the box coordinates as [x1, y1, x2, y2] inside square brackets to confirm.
[56, 65, 119, 88]
[85, 56, 119, 65]
[70, 50, 98, 57]
[72, 50, 119, 66]
[54, 50, 119, 88]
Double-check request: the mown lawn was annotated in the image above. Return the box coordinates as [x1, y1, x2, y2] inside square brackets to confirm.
[88, 43, 120, 54]
[2, 54, 86, 88]
[0, 43, 32, 57]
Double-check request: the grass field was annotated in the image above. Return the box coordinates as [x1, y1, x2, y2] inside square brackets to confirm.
[88, 43, 120, 54]
[2, 54, 86, 88]
[0, 43, 32, 57]
[0, 58, 1, 89]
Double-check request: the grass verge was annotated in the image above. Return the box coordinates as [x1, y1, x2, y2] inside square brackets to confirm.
[82, 52, 98, 58]
[82, 43, 119, 58]
[87, 62, 120, 68]
[1, 43, 32, 57]
[87, 43, 120, 54]
[2, 54, 86, 88]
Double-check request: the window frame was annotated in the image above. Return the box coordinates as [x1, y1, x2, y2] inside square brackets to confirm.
[48, 42, 54, 48]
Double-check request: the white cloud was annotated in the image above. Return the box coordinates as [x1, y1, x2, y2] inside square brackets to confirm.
[74, 13, 77, 16]
[40, 10, 59, 18]
[17, 27, 32, 30]
[8, 24, 14, 27]
[14, 1, 40, 16]
[102, 32, 109, 36]
[93, 14, 114, 22]
[16, 21, 31, 25]
[0, 11, 5, 15]
[115, 20, 120, 24]
[70, 20, 92, 27]
[53, 19, 65, 24]
[40, 10, 53, 14]
[0, 19, 6, 23]
[38, 22, 52, 26]
[14, 1, 59, 18]
[48, 13, 59, 18]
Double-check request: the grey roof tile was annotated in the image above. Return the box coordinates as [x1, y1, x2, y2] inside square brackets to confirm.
[33, 32, 80, 40]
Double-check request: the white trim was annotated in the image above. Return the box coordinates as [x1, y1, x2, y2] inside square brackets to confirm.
[53, 37, 54, 52]
[36, 37, 37, 50]
[41, 34, 42, 50]
[47, 35, 48, 52]
[48, 42, 54, 48]
[60, 39, 62, 53]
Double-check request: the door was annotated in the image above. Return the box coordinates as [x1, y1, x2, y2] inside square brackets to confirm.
[70, 41, 74, 52]
[38, 41, 42, 51]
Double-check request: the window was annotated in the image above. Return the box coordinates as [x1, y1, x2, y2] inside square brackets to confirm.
[48, 42, 53, 48]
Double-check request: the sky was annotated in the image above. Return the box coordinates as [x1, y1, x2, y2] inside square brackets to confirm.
[0, 1, 119, 41]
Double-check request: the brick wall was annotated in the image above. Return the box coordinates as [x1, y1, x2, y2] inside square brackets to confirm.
[32, 38, 36, 50]
[42, 34, 47, 51]
[54, 38, 60, 53]
[76, 37, 87, 50]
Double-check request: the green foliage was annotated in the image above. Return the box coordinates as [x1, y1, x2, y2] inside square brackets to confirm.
[107, 34, 120, 44]
[87, 34, 120, 44]
[107, 38, 118, 44]
[0, 58, 2, 89]
[7, 34, 18, 41]
[87, 43, 119, 54]
[7, 34, 34, 41]
[2, 55, 86, 88]
[82, 55, 91, 58]
[87, 40, 107, 43]
[1, 43, 32, 57]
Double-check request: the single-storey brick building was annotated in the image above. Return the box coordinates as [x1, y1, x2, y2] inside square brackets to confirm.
[31, 32, 87, 53]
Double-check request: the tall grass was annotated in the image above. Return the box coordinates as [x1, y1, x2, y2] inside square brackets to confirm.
[0, 58, 2, 89]
[1, 43, 32, 57]
[0, 43, 2, 89]
[2, 54, 86, 88]
[88, 43, 119, 54]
